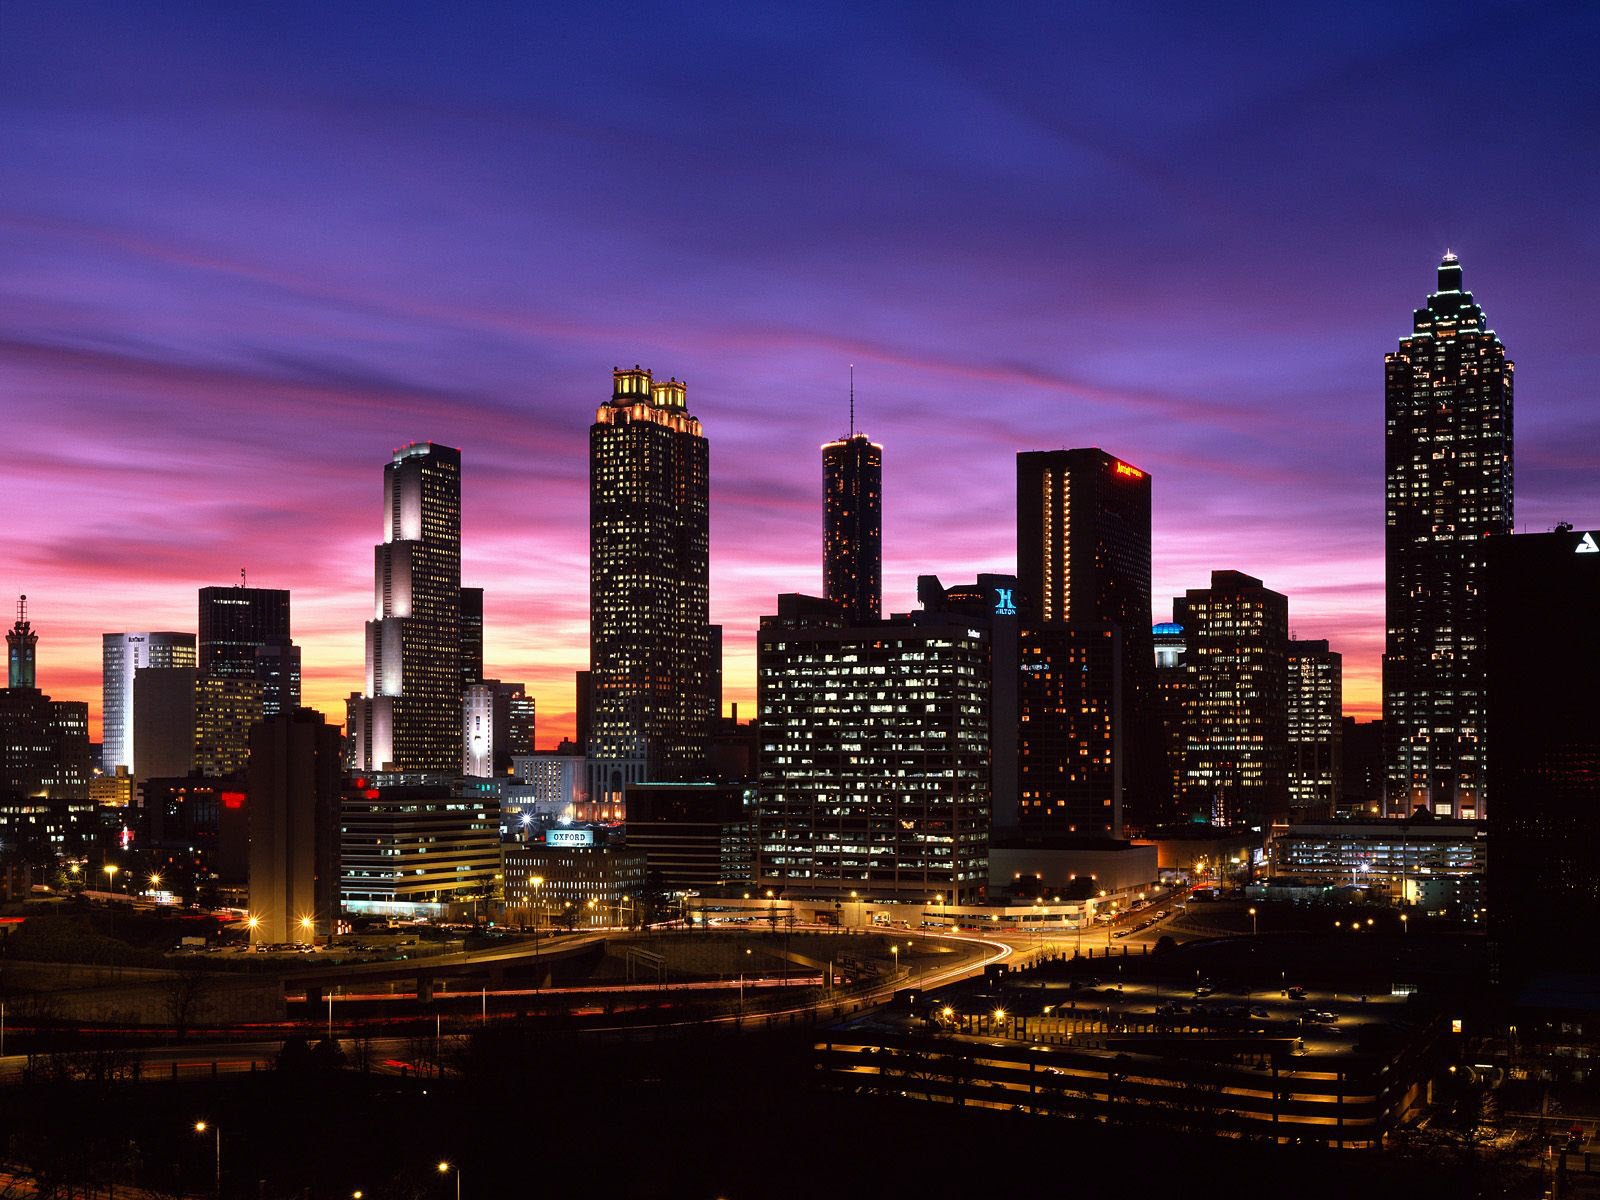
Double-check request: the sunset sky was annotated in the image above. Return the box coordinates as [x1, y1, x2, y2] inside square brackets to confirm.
[3, 2, 1596, 746]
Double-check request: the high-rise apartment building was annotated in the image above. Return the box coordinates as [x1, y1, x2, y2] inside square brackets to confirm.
[1175, 571, 1290, 827]
[1016, 449, 1157, 832]
[1287, 639, 1343, 821]
[347, 442, 463, 773]
[822, 428, 882, 624]
[1384, 253, 1513, 819]
[756, 595, 990, 903]
[1486, 527, 1600, 979]
[1018, 624, 1122, 835]
[589, 367, 711, 802]
[101, 632, 196, 774]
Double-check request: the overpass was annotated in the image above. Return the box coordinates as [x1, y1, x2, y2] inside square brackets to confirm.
[277, 932, 607, 1002]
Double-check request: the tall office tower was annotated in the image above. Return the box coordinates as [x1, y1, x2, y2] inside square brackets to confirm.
[248, 709, 342, 944]
[1287, 639, 1343, 821]
[756, 595, 991, 903]
[589, 367, 711, 803]
[1487, 527, 1600, 980]
[1175, 571, 1290, 827]
[198, 584, 290, 678]
[822, 413, 883, 624]
[463, 683, 495, 778]
[1340, 719, 1385, 816]
[1152, 622, 1190, 823]
[7, 596, 36, 689]
[459, 587, 484, 687]
[253, 638, 301, 718]
[918, 574, 1019, 826]
[1384, 253, 1513, 819]
[1016, 449, 1157, 831]
[101, 632, 196, 774]
[194, 675, 264, 777]
[346, 442, 463, 773]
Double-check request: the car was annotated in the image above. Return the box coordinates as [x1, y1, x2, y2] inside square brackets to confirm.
[1250, 1007, 1270, 1018]
[1113, 929, 1130, 939]
[1194, 985, 1214, 997]
[1286, 986, 1307, 999]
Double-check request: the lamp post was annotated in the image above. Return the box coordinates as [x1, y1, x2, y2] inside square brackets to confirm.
[194, 1121, 220, 1199]
[437, 1161, 460, 1200]
[1248, 906, 1258, 936]
[1400, 912, 1409, 936]
[299, 915, 315, 946]
[103, 863, 119, 893]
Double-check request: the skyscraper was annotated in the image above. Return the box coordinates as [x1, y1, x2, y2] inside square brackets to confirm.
[198, 584, 290, 679]
[589, 367, 711, 802]
[1384, 253, 1513, 819]
[7, 596, 36, 689]
[1176, 571, 1289, 827]
[822, 411, 882, 624]
[1016, 449, 1157, 832]
[347, 442, 463, 773]
[101, 632, 196, 774]
[1486, 527, 1600, 980]
[1287, 639, 1343, 821]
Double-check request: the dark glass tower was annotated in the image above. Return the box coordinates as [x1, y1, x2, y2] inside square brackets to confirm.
[1384, 253, 1513, 819]
[198, 584, 298, 717]
[1016, 449, 1156, 834]
[199, 585, 289, 677]
[589, 367, 711, 802]
[346, 442, 462, 772]
[823, 430, 882, 624]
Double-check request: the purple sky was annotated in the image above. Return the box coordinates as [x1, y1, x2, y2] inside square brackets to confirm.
[3, 1, 1596, 742]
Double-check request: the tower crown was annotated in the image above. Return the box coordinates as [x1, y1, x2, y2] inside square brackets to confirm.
[612, 365, 653, 402]
[1437, 251, 1463, 294]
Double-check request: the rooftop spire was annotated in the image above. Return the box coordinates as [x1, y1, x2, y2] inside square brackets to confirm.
[849, 363, 855, 438]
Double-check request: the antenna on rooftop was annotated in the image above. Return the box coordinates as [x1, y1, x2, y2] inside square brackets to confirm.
[849, 364, 855, 438]
[240, 566, 247, 589]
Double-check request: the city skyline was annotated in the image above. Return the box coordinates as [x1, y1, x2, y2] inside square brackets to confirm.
[4, 4, 1598, 745]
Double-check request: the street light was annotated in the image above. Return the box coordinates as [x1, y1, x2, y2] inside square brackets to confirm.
[103, 863, 119, 892]
[194, 1121, 220, 1199]
[1400, 912, 1409, 936]
[437, 1161, 460, 1200]
[1248, 906, 1258, 936]
[298, 916, 315, 945]
[149, 873, 162, 891]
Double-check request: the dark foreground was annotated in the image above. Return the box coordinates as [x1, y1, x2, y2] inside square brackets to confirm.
[0, 1026, 1535, 1199]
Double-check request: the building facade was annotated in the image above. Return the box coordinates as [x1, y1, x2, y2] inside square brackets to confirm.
[1018, 623, 1122, 835]
[755, 596, 991, 903]
[1152, 621, 1190, 823]
[1384, 253, 1513, 819]
[1287, 639, 1343, 821]
[101, 631, 196, 774]
[340, 773, 500, 916]
[623, 781, 755, 892]
[502, 830, 648, 929]
[248, 709, 341, 943]
[1175, 571, 1289, 827]
[1272, 816, 1485, 915]
[347, 442, 463, 773]
[589, 367, 712, 801]
[822, 431, 883, 624]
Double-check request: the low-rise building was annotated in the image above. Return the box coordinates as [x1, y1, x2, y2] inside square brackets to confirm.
[502, 826, 647, 928]
[1271, 814, 1485, 915]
